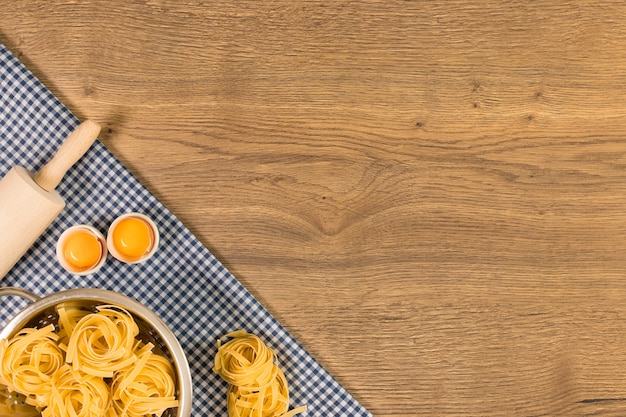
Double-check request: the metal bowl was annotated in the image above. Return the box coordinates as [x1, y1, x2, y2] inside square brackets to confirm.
[0, 286, 192, 417]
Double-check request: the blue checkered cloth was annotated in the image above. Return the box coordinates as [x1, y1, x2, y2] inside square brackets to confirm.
[0, 42, 371, 417]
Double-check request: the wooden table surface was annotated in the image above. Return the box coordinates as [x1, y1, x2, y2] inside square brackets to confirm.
[4, 2, 626, 416]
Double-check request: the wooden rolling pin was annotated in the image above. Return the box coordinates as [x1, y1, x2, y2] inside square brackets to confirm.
[0, 120, 101, 279]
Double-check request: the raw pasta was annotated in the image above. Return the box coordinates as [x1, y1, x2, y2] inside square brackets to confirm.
[213, 330, 306, 417]
[111, 342, 178, 417]
[65, 305, 139, 378]
[42, 364, 110, 417]
[0, 303, 179, 417]
[0, 324, 63, 408]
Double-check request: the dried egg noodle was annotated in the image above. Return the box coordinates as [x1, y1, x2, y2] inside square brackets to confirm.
[66, 305, 139, 378]
[42, 364, 110, 417]
[0, 303, 179, 417]
[213, 330, 307, 417]
[57, 303, 91, 347]
[112, 342, 178, 417]
[0, 324, 63, 408]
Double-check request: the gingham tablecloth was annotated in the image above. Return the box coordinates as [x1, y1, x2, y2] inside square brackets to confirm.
[0, 42, 371, 417]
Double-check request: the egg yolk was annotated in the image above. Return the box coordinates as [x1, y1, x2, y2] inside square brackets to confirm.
[112, 217, 153, 261]
[63, 230, 103, 271]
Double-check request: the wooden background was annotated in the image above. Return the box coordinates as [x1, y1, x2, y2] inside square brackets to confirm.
[4, 1, 626, 415]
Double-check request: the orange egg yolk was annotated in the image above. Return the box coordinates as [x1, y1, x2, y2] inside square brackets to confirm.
[112, 217, 153, 261]
[63, 230, 103, 271]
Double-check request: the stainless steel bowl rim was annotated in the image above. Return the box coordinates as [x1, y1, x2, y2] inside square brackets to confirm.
[0, 286, 192, 417]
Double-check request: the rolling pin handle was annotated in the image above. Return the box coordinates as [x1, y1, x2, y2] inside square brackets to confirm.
[33, 120, 101, 192]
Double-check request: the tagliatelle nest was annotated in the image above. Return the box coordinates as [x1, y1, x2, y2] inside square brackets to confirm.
[213, 330, 306, 417]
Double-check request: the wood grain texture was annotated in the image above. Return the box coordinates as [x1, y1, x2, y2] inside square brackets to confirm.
[4, 1, 626, 415]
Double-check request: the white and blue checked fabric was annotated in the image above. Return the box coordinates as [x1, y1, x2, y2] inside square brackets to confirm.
[0, 42, 372, 417]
